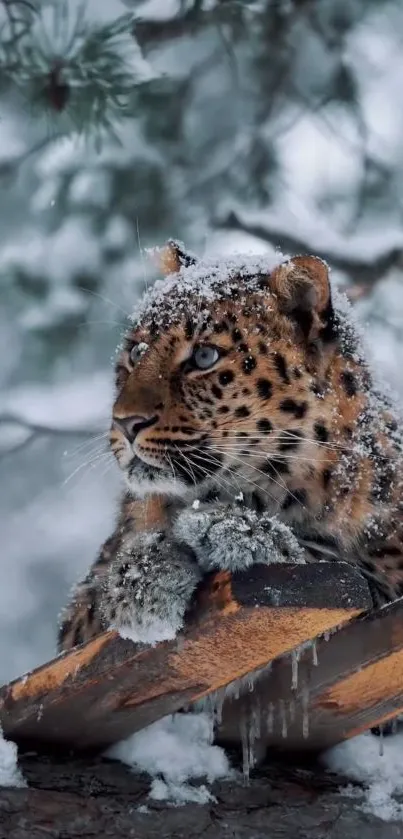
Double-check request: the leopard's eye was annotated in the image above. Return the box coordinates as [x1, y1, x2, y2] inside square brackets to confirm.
[191, 344, 220, 370]
[130, 342, 148, 365]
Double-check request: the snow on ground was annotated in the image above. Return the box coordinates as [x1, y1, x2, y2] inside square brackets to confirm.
[0, 729, 26, 789]
[323, 730, 403, 822]
[107, 712, 231, 805]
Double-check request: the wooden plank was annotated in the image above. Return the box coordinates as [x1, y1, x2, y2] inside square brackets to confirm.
[216, 596, 403, 753]
[0, 562, 370, 750]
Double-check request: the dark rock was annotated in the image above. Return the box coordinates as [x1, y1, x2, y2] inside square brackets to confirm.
[1, 750, 403, 839]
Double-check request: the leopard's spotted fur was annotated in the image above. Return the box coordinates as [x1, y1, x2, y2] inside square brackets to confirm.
[58, 246, 403, 651]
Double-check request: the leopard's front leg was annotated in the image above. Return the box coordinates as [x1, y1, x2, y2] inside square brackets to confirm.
[101, 530, 201, 642]
[57, 494, 201, 651]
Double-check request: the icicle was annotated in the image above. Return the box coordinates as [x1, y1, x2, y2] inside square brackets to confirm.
[379, 725, 384, 757]
[289, 698, 296, 723]
[248, 741, 255, 773]
[392, 718, 399, 735]
[266, 701, 274, 734]
[322, 625, 340, 643]
[246, 702, 261, 772]
[208, 710, 215, 743]
[311, 641, 318, 666]
[248, 727, 256, 772]
[250, 701, 261, 744]
[302, 684, 310, 739]
[197, 687, 226, 727]
[280, 699, 288, 739]
[215, 692, 225, 726]
[223, 662, 273, 704]
[239, 715, 250, 783]
[291, 648, 300, 690]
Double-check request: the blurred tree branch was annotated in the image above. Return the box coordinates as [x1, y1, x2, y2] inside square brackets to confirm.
[133, 0, 249, 50]
[217, 209, 403, 285]
[0, 412, 104, 459]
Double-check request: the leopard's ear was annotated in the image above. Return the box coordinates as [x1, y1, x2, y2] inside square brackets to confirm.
[270, 255, 334, 344]
[156, 239, 197, 276]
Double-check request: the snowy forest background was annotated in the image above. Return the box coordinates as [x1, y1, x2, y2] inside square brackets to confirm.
[1, 0, 403, 684]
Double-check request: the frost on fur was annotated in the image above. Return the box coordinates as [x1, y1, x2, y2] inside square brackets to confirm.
[173, 505, 305, 572]
[130, 251, 287, 329]
[102, 530, 201, 644]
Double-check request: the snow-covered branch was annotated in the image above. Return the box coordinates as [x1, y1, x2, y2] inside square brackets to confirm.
[0, 412, 104, 459]
[134, 0, 247, 50]
[217, 209, 403, 285]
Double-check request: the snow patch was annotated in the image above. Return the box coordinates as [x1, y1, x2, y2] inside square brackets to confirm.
[323, 730, 403, 822]
[107, 713, 230, 805]
[0, 219, 102, 286]
[117, 616, 180, 645]
[135, 0, 180, 23]
[0, 728, 26, 789]
[130, 251, 288, 327]
[69, 169, 111, 208]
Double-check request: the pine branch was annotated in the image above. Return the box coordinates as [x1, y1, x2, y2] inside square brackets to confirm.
[0, 2, 154, 144]
[1, 0, 35, 48]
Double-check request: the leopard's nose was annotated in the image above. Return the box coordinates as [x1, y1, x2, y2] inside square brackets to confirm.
[114, 415, 157, 444]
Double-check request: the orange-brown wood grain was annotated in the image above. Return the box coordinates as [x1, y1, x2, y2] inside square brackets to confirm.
[0, 562, 373, 751]
[317, 648, 403, 716]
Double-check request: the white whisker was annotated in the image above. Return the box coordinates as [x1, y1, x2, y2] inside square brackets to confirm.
[63, 450, 112, 486]
[136, 216, 149, 294]
[77, 286, 130, 318]
[204, 443, 332, 464]
[208, 444, 301, 507]
[200, 446, 281, 506]
[74, 319, 125, 330]
[186, 449, 243, 496]
[208, 430, 344, 449]
[63, 432, 109, 459]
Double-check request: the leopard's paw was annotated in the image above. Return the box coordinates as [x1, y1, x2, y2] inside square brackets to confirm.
[173, 506, 305, 572]
[173, 505, 262, 571]
[101, 532, 201, 644]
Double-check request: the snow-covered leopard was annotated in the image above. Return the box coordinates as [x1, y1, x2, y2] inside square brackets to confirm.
[58, 242, 403, 650]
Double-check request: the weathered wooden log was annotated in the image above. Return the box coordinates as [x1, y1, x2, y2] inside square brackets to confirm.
[216, 594, 403, 752]
[0, 561, 374, 752]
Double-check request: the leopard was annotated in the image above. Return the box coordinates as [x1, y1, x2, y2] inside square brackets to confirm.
[58, 241, 403, 653]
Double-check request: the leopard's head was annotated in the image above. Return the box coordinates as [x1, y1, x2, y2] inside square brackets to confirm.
[111, 242, 340, 506]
